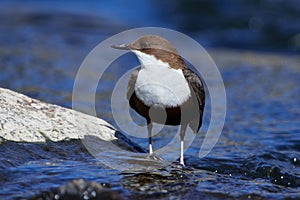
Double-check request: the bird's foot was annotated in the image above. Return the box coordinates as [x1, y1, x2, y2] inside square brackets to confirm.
[180, 156, 185, 167]
[146, 153, 163, 161]
[180, 161, 186, 167]
[172, 157, 186, 168]
[149, 144, 153, 155]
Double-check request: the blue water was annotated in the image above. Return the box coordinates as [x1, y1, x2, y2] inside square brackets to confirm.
[0, 2, 299, 199]
[2, 0, 300, 52]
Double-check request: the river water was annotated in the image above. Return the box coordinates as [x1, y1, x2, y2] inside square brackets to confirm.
[0, 2, 299, 199]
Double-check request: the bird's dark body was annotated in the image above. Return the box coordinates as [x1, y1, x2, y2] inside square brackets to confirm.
[127, 66, 205, 133]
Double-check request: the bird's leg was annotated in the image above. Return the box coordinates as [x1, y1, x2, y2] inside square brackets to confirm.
[147, 121, 153, 155]
[179, 123, 187, 166]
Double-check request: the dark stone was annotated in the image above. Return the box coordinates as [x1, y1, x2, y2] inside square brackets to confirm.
[31, 179, 122, 200]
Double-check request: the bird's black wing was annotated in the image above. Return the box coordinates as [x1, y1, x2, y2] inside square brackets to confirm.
[182, 68, 205, 132]
[127, 67, 141, 108]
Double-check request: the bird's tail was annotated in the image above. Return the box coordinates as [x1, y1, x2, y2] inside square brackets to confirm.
[188, 113, 203, 134]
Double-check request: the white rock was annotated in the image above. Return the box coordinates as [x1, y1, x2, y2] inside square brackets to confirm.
[0, 88, 117, 142]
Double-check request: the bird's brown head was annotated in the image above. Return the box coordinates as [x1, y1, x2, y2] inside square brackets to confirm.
[111, 35, 186, 69]
[111, 35, 178, 54]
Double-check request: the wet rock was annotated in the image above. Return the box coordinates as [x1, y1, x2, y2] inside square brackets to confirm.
[0, 87, 117, 142]
[31, 179, 122, 200]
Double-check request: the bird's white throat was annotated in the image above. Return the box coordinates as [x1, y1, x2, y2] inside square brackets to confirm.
[132, 50, 191, 107]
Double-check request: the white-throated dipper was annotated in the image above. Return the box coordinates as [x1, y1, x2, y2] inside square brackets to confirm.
[112, 35, 205, 166]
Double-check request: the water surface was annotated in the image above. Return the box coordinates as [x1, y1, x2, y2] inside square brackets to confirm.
[0, 5, 299, 200]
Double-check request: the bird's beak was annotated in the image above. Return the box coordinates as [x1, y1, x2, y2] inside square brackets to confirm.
[111, 44, 130, 50]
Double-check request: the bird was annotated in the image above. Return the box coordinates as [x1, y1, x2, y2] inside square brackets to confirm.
[111, 35, 205, 166]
